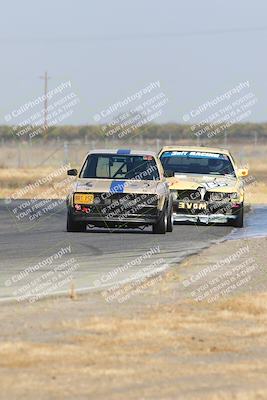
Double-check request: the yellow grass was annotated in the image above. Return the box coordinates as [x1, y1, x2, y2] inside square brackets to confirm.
[1, 293, 267, 400]
[0, 166, 266, 204]
[0, 168, 75, 199]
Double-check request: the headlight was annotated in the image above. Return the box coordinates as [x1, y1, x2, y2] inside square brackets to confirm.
[94, 196, 101, 205]
[104, 198, 112, 205]
[210, 192, 224, 201]
[229, 192, 239, 199]
[171, 190, 178, 200]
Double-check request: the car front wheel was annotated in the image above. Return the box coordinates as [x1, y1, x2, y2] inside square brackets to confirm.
[67, 212, 87, 232]
[152, 209, 167, 234]
[167, 205, 173, 232]
[232, 204, 244, 228]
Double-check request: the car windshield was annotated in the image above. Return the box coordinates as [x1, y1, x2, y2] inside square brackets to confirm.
[80, 154, 160, 180]
[160, 151, 235, 176]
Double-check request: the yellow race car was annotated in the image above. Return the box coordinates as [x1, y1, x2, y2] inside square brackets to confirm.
[158, 146, 248, 228]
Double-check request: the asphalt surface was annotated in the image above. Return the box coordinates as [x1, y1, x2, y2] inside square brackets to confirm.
[0, 199, 236, 301]
[229, 205, 267, 240]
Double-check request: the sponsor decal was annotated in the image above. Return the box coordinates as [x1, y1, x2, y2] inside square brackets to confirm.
[110, 180, 126, 194]
[203, 180, 228, 189]
[161, 151, 227, 160]
[178, 201, 207, 210]
[77, 182, 93, 189]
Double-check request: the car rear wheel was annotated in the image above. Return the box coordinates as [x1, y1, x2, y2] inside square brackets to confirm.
[67, 213, 87, 232]
[232, 204, 244, 228]
[152, 209, 167, 234]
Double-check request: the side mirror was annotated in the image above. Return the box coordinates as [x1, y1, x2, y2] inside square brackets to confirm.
[237, 168, 249, 178]
[67, 169, 78, 176]
[164, 170, 174, 178]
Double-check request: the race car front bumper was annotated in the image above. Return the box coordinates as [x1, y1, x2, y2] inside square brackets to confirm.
[68, 192, 162, 227]
[70, 211, 160, 225]
[173, 212, 237, 224]
[68, 205, 162, 227]
[172, 199, 242, 224]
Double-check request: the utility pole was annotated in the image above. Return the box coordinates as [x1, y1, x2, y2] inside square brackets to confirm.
[39, 71, 51, 136]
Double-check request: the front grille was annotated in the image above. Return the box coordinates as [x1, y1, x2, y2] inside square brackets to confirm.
[174, 190, 231, 202]
[95, 192, 158, 206]
[75, 192, 158, 219]
[176, 190, 202, 201]
[173, 203, 208, 215]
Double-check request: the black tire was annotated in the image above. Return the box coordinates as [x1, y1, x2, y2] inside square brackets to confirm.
[232, 204, 244, 228]
[152, 208, 167, 234]
[167, 204, 173, 232]
[67, 212, 87, 232]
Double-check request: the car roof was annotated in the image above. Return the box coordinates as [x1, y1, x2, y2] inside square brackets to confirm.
[87, 149, 158, 157]
[159, 146, 230, 155]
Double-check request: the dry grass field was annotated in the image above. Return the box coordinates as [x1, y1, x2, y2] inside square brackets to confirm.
[1, 236, 267, 400]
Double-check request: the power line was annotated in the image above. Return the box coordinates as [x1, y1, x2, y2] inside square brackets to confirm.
[2, 26, 267, 43]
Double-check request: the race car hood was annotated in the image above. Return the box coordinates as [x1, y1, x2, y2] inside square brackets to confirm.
[74, 178, 161, 195]
[167, 174, 241, 193]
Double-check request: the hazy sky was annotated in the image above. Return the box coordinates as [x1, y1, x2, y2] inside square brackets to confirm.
[0, 0, 266, 125]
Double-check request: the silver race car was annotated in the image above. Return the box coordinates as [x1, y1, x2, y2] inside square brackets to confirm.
[66, 149, 173, 233]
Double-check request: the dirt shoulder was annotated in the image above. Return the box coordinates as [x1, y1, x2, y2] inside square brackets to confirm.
[1, 236, 267, 400]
